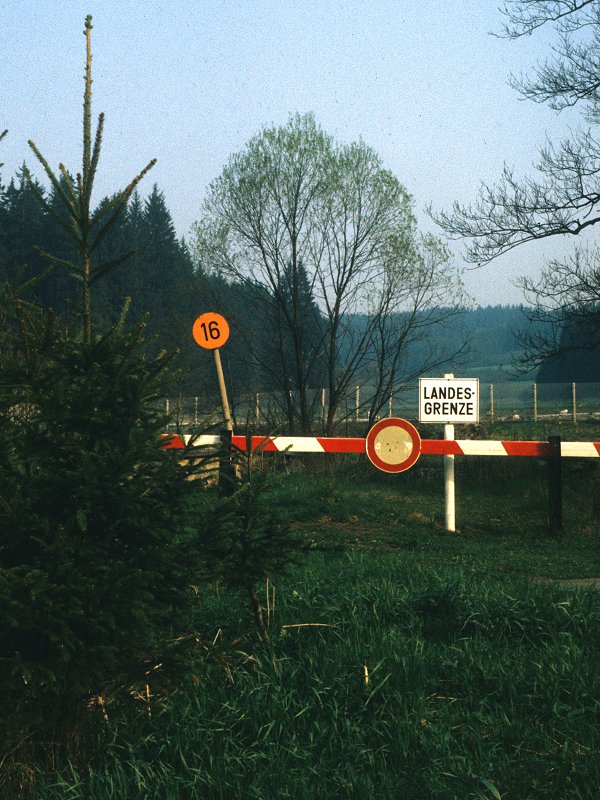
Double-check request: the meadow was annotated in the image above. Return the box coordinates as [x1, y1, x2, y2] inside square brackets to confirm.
[22, 423, 600, 800]
[33, 553, 600, 800]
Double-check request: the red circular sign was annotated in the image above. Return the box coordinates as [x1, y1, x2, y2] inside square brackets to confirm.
[365, 417, 421, 473]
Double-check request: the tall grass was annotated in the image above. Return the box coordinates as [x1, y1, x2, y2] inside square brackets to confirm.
[26, 552, 600, 799]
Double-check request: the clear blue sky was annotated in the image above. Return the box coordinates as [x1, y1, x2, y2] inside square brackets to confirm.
[0, 0, 580, 305]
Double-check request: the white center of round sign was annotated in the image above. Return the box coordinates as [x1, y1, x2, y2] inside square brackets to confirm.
[365, 418, 421, 473]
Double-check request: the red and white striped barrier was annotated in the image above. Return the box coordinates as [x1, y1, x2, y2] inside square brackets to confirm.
[162, 433, 600, 458]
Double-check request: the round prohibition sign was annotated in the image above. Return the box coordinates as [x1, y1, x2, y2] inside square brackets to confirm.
[192, 312, 230, 350]
[366, 417, 421, 473]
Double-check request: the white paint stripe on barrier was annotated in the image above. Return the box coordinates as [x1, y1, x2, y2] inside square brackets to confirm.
[561, 441, 600, 458]
[271, 436, 325, 452]
[182, 434, 220, 447]
[456, 440, 508, 456]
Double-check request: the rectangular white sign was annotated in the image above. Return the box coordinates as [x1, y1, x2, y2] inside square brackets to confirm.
[419, 377, 479, 424]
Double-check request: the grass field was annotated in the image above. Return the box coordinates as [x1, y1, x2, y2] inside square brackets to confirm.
[34, 552, 600, 799]
[14, 427, 600, 799]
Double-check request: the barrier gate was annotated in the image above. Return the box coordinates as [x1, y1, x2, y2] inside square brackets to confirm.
[163, 420, 600, 534]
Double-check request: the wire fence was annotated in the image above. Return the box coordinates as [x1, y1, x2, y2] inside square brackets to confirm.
[163, 381, 600, 431]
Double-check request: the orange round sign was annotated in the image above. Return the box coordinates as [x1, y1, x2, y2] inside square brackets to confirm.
[192, 313, 230, 350]
[365, 417, 421, 473]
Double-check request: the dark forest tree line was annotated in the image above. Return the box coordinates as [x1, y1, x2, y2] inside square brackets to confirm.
[0, 168, 256, 396]
[0, 165, 325, 404]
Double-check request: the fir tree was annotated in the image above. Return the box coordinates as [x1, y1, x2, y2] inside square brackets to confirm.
[24, 14, 156, 343]
[0, 18, 207, 787]
[0, 171, 50, 288]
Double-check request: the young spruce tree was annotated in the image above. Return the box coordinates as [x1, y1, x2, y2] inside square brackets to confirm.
[0, 17, 204, 788]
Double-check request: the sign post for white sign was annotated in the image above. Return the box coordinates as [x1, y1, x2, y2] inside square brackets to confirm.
[418, 374, 480, 532]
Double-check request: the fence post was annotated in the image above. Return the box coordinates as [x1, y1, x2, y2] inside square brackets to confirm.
[321, 388, 326, 428]
[547, 435, 563, 536]
[533, 383, 538, 422]
[194, 396, 199, 425]
[355, 385, 360, 422]
[388, 394, 393, 418]
[489, 384, 494, 422]
[255, 392, 260, 425]
[572, 382, 577, 424]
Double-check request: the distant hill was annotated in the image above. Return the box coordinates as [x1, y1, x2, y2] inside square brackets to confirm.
[441, 304, 536, 383]
[345, 304, 537, 384]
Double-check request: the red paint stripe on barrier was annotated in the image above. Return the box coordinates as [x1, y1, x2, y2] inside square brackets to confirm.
[501, 440, 550, 457]
[317, 437, 365, 453]
[595, 443, 600, 456]
[231, 435, 280, 452]
[161, 434, 185, 449]
[420, 440, 463, 455]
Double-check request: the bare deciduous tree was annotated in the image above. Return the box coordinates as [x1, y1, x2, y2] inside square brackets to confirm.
[432, 1, 600, 369]
[195, 114, 465, 433]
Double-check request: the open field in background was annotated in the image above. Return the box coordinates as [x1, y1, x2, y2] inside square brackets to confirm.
[164, 382, 600, 432]
[25, 429, 600, 800]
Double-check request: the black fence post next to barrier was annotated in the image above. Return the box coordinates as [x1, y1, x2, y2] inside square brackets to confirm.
[547, 435, 563, 535]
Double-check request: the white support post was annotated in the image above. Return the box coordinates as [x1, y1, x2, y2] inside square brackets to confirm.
[444, 373, 456, 532]
[445, 423, 456, 532]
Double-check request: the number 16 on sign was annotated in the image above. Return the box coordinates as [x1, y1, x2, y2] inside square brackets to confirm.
[192, 312, 233, 431]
